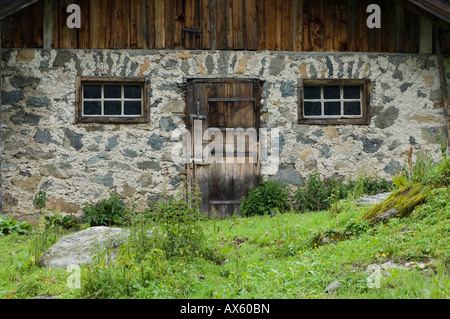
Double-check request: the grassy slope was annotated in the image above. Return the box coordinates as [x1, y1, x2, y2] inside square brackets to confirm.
[0, 187, 449, 299]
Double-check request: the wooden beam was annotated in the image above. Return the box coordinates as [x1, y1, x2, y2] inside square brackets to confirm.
[419, 17, 433, 53]
[43, 0, 53, 48]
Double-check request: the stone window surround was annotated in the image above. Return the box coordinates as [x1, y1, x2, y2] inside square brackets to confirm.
[298, 78, 371, 125]
[75, 76, 151, 123]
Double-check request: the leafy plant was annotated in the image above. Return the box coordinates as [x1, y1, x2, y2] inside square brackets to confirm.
[240, 181, 290, 216]
[0, 215, 33, 235]
[44, 212, 83, 231]
[33, 191, 47, 213]
[81, 195, 130, 226]
[294, 171, 329, 212]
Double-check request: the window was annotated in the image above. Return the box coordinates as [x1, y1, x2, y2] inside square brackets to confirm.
[76, 77, 150, 123]
[298, 79, 370, 125]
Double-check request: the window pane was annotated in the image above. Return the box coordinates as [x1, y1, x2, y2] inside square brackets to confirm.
[104, 85, 122, 98]
[83, 101, 101, 115]
[104, 101, 122, 115]
[304, 86, 321, 99]
[343, 86, 361, 99]
[124, 85, 142, 99]
[324, 102, 341, 115]
[124, 101, 142, 115]
[344, 102, 361, 115]
[83, 85, 101, 99]
[323, 86, 340, 99]
[304, 102, 322, 116]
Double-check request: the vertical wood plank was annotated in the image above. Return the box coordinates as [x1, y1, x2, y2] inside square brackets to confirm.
[244, 0, 257, 50]
[265, 0, 277, 50]
[225, 0, 233, 49]
[147, 0, 156, 49]
[233, 0, 244, 49]
[275, 0, 282, 50]
[154, 0, 165, 48]
[112, 0, 130, 48]
[184, 0, 194, 48]
[215, 0, 226, 49]
[174, 0, 184, 49]
[138, 0, 149, 49]
[164, 0, 175, 49]
[383, 0, 396, 53]
[281, 0, 293, 51]
[78, 0, 90, 49]
[200, 0, 212, 49]
[312, 0, 324, 51]
[324, 0, 336, 51]
[52, 0, 60, 48]
[303, 0, 324, 51]
[357, 0, 369, 52]
[395, 1, 405, 52]
[90, 0, 108, 48]
[293, 0, 303, 51]
[334, 0, 347, 51]
[347, 0, 358, 51]
[256, 0, 266, 50]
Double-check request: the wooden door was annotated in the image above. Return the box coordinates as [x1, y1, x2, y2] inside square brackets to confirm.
[186, 79, 261, 217]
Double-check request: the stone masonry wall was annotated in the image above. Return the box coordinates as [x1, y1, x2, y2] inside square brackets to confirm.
[1, 49, 448, 224]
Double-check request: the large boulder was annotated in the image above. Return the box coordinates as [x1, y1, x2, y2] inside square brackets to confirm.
[38, 226, 130, 269]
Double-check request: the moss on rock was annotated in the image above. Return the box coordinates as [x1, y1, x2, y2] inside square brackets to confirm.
[357, 183, 431, 224]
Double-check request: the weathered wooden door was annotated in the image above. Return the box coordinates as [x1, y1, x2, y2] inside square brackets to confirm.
[186, 79, 261, 217]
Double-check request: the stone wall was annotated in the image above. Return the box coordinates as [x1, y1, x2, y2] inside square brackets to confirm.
[1, 49, 448, 224]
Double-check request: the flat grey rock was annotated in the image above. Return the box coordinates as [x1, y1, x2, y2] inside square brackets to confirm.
[356, 192, 392, 206]
[38, 226, 130, 269]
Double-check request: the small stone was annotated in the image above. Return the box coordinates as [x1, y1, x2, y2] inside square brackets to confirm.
[296, 133, 316, 145]
[268, 164, 305, 187]
[324, 281, 342, 294]
[10, 110, 41, 126]
[11, 176, 42, 192]
[105, 136, 119, 151]
[159, 117, 177, 132]
[280, 81, 295, 97]
[2, 90, 24, 105]
[325, 127, 339, 139]
[26, 97, 51, 108]
[361, 137, 383, 153]
[40, 163, 73, 179]
[93, 171, 114, 187]
[15, 50, 35, 62]
[383, 160, 402, 175]
[269, 56, 285, 75]
[9, 75, 40, 88]
[374, 106, 399, 129]
[399, 83, 413, 93]
[34, 129, 56, 145]
[205, 55, 215, 74]
[123, 149, 138, 158]
[147, 134, 165, 150]
[63, 128, 83, 151]
[373, 208, 398, 223]
[137, 161, 161, 170]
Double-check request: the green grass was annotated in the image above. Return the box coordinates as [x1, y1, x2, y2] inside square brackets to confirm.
[1, 187, 449, 299]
